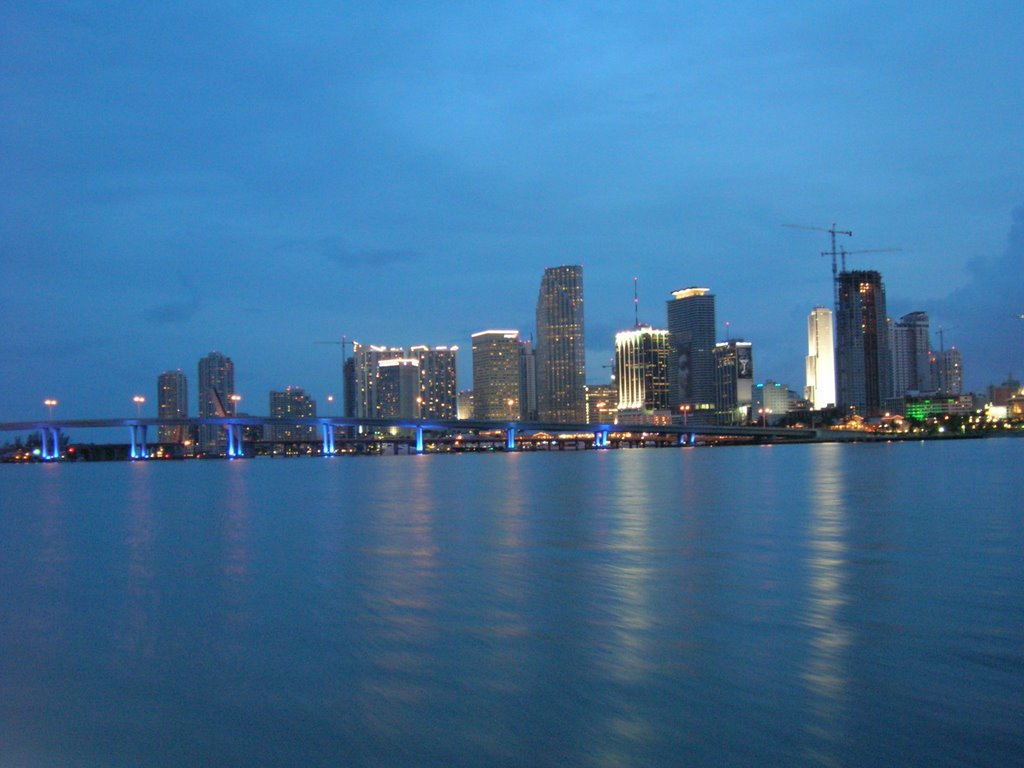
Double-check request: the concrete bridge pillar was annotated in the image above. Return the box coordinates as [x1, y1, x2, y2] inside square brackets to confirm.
[415, 426, 424, 454]
[321, 424, 336, 456]
[505, 427, 516, 451]
[594, 428, 609, 448]
[39, 427, 61, 460]
[226, 424, 243, 458]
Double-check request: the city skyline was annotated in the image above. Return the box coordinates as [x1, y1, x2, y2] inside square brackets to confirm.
[2, 2, 1023, 421]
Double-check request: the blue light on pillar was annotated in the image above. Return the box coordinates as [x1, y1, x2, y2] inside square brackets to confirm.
[415, 426, 424, 454]
[129, 425, 138, 459]
[505, 427, 516, 451]
[226, 425, 237, 458]
[595, 429, 609, 448]
[328, 425, 335, 454]
[321, 424, 330, 456]
[139, 425, 148, 458]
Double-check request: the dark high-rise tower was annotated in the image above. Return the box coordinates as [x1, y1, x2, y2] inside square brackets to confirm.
[835, 270, 892, 416]
[535, 265, 586, 422]
[666, 287, 716, 424]
[157, 369, 188, 444]
[198, 351, 235, 454]
[891, 311, 932, 396]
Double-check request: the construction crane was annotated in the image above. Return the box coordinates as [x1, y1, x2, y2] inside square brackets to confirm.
[783, 222, 853, 306]
[825, 246, 903, 274]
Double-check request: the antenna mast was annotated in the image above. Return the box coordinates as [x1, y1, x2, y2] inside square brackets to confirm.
[633, 276, 639, 327]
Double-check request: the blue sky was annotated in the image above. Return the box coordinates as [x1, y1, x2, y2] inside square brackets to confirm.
[2, 1, 1022, 421]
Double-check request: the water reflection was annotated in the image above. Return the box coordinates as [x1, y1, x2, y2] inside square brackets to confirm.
[802, 444, 852, 765]
[122, 462, 157, 659]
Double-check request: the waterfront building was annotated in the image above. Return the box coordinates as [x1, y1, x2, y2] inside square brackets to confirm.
[805, 306, 836, 409]
[713, 339, 754, 425]
[935, 347, 963, 395]
[471, 330, 521, 420]
[584, 384, 617, 425]
[666, 287, 717, 424]
[377, 359, 421, 419]
[198, 351, 235, 454]
[535, 265, 586, 422]
[518, 339, 538, 421]
[753, 380, 792, 425]
[457, 389, 474, 420]
[157, 369, 188, 444]
[892, 311, 933, 396]
[615, 326, 671, 425]
[835, 271, 892, 416]
[410, 345, 458, 419]
[267, 386, 317, 442]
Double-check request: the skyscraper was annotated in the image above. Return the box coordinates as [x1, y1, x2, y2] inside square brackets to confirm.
[267, 386, 317, 442]
[713, 339, 754, 424]
[471, 330, 521, 420]
[805, 306, 836, 410]
[157, 369, 188, 444]
[835, 271, 892, 416]
[198, 351, 235, 454]
[935, 347, 963, 395]
[614, 326, 670, 424]
[891, 311, 932, 396]
[518, 339, 538, 421]
[535, 265, 586, 422]
[376, 359, 422, 419]
[409, 345, 458, 419]
[666, 287, 716, 424]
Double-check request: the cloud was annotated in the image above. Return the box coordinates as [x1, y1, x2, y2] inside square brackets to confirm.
[144, 275, 202, 324]
[276, 236, 418, 268]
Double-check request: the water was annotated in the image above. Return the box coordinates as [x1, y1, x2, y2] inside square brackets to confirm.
[1, 440, 1021, 767]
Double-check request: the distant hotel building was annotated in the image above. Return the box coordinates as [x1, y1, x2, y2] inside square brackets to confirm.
[713, 339, 754, 425]
[267, 386, 317, 442]
[891, 311, 932, 396]
[614, 326, 670, 424]
[409, 345, 458, 419]
[536, 265, 586, 422]
[198, 351, 235, 454]
[805, 306, 836, 410]
[667, 287, 717, 424]
[835, 271, 892, 416]
[157, 369, 188, 444]
[471, 330, 521, 420]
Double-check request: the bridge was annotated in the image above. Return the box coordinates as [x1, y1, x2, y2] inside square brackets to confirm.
[0, 415, 875, 460]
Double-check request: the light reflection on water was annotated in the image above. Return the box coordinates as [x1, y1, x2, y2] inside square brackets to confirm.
[0, 440, 1022, 767]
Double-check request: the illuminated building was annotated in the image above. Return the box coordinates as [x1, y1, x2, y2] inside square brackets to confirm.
[753, 380, 793, 425]
[891, 311, 932, 395]
[409, 345, 458, 419]
[536, 265, 586, 422]
[472, 330, 521, 420]
[267, 386, 317, 442]
[713, 340, 753, 425]
[585, 384, 617, 424]
[666, 287, 716, 424]
[835, 271, 892, 416]
[157, 369, 188, 444]
[805, 306, 836, 409]
[935, 347, 963, 395]
[614, 326, 670, 424]
[518, 339, 538, 421]
[198, 351, 235, 454]
[457, 390, 474, 420]
[376, 359, 421, 419]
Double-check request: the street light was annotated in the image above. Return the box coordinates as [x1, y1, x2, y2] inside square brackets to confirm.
[327, 394, 334, 415]
[680, 403, 691, 427]
[759, 407, 772, 428]
[229, 394, 242, 414]
[507, 398, 515, 421]
[44, 398, 58, 419]
[133, 395, 145, 417]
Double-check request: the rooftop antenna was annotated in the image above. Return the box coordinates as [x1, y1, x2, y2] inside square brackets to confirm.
[633, 276, 640, 328]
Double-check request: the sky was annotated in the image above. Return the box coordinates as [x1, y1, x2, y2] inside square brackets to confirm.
[2, 1, 1023, 422]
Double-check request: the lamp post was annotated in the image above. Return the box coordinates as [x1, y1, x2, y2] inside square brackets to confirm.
[759, 407, 772, 428]
[680, 403, 691, 427]
[507, 398, 515, 421]
[229, 393, 242, 415]
[327, 394, 334, 416]
[44, 398, 58, 419]
[133, 395, 145, 418]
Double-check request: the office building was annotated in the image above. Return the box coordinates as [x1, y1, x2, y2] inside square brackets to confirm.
[805, 307, 836, 409]
[267, 386, 317, 442]
[585, 384, 618, 425]
[409, 345, 459, 419]
[614, 326, 670, 424]
[753, 380, 793, 425]
[472, 330, 521, 420]
[935, 347, 963, 395]
[536, 265, 586, 422]
[518, 339, 538, 421]
[713, 339, 754, 425]
[666, 287, 717, 424]
[376, 359, 421, 419]
[892, 311, 932, 396]
[835, 271, 892, 416]
[157, 369, 188, 444]
[198, 351, 235, 454]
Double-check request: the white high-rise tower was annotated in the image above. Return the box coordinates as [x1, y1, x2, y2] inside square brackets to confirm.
[805, 307, 836, 410]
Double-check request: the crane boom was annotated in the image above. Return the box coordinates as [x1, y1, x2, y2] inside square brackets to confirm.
[784, 222, 852, 308]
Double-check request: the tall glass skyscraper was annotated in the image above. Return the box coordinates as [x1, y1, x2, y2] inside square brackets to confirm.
[614, 326, 670, 424]
[666, 287, 716, 424]
[535, 265, 586, 423]
[471, 330, 521, 420]
[805, 306, 836, 410]
[835, 270, 892, 416]
[198, 351, 235, 454]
